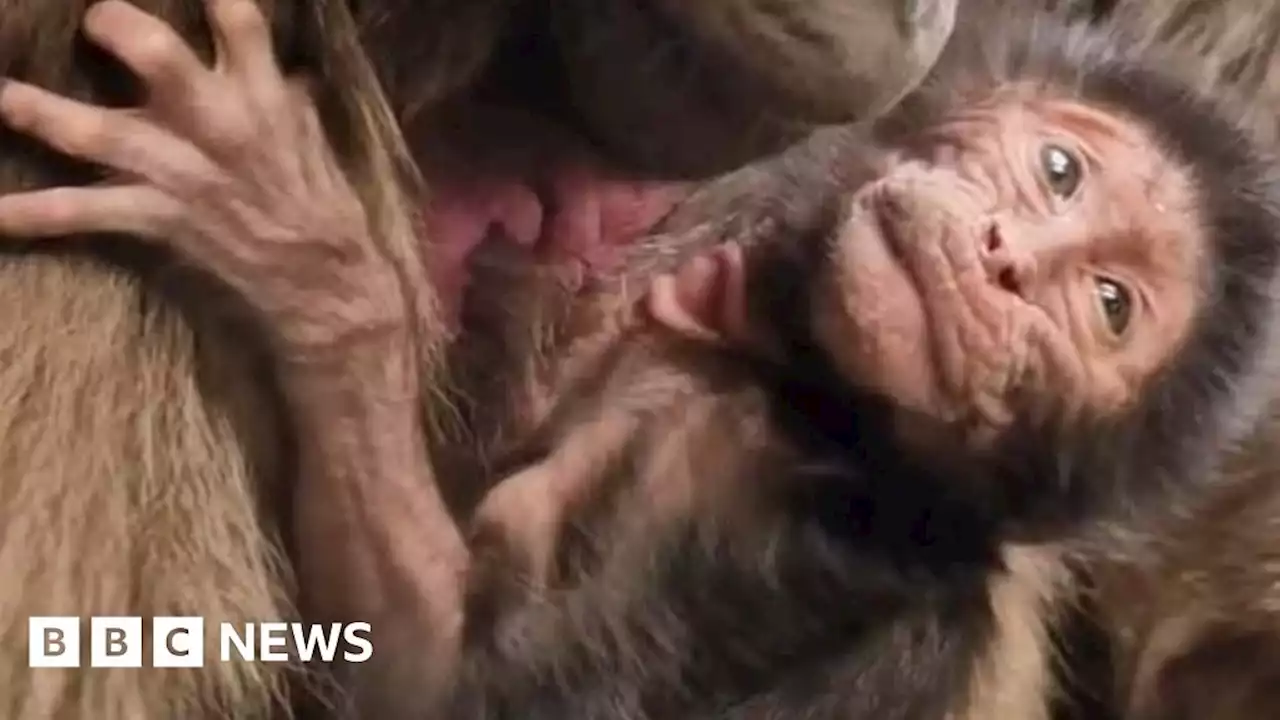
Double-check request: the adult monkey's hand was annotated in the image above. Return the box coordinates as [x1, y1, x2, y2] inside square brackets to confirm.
[0, 0, 410, 380]
[0, 1, 470, 702]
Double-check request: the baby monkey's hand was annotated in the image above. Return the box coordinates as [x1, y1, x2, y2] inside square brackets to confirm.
[0, 0, 408, 382]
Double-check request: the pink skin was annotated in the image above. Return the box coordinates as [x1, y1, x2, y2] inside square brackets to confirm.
[411, 103, 693, 326]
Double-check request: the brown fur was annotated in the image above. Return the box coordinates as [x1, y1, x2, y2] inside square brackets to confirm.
[550, 0, 956, 173]
[961, 546, 1073, 720]
[1090, 399, 1280, 720]
[363, 0, 954, 177]
[1106, 0, 1280, 145]
[0, 1, 426, 718]
[1057, 2, 1280, 718]
[1088, 407, 1280, 719]
[355, 0, 509, 120]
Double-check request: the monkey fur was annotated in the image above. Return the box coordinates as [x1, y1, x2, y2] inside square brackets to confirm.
[359, 0, 958, 177]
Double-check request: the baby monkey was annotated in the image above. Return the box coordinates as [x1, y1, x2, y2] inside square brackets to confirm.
[456, 18, 1280, 720]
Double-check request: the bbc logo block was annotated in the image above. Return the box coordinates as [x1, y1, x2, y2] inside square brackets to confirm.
[153, 616, 205, 668]
[29, 616, 205, 668]
[28, 617, 372, 667]
[28, 617, 79, 668]
[90, 617, 143, 667]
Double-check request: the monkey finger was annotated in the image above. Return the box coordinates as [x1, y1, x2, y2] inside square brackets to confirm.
[208, 0, 287, 108]
[0, 81, 220, 194]
[82, 1, 213, 120]
[0, 185, 181, 241]
[646, 273, 725, 344]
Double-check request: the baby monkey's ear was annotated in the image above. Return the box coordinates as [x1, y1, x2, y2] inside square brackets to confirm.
[645, 242, 750, 346]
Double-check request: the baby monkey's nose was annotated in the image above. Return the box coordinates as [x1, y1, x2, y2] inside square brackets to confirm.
[979, 219, 1030, 296]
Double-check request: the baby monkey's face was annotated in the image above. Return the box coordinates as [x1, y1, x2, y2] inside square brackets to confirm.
[815, 95, 1206, 440]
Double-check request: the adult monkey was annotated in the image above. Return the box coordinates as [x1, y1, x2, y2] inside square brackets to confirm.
[0, 1, 956, 719]
[8, 4, 1280, 720]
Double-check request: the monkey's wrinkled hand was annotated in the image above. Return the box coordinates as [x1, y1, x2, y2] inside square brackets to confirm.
[0, 0, 408, 374]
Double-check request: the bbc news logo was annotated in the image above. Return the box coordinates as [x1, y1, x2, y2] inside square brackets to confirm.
[28, 617, 373, 668]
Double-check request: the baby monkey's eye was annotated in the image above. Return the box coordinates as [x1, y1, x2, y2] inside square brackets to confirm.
[1094, 277, 1132, 337]
[1040, 144, 1082, 198]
